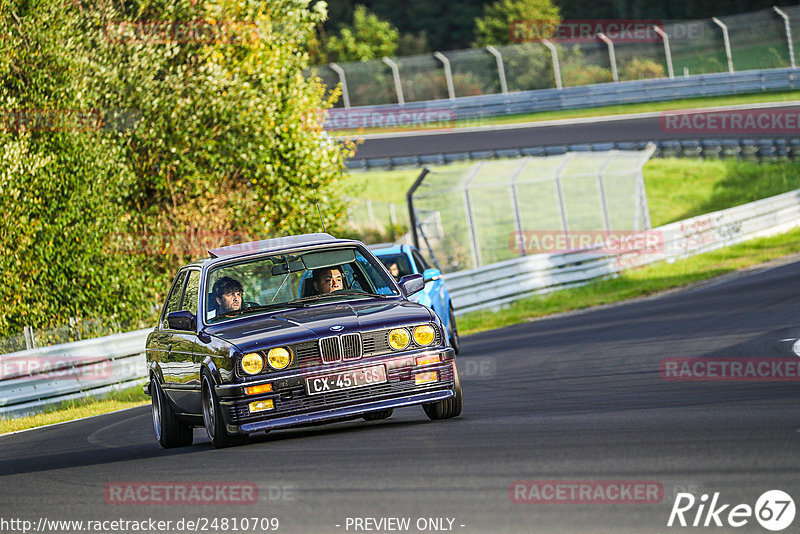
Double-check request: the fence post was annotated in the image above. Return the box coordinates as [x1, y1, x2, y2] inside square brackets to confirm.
[597, 33, 619, 82]
[773, 6, 796, 69]
[366, 199, 375, 226]
[712, 17, 735, 74]
[462, 162, 485, 269]
[486, 46, 509, 95]
[69, 316, 82, 341]
[509, 159, 530, 256]
[433, 52, 456, 100]
[653, 26, 675, 79]
[23, 326, 36, 350]
[596, 153, 614, 233]
[406, 167, 430, 250]
[553, 153, 575, 239]
[382, 57, 405, 105]
[541, 39, 563, 89]
[389, 203, 398, 226]
[329, 63, 351, 108]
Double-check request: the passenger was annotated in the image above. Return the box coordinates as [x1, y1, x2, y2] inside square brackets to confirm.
[313, 267, 344, 294]
[213, 276, 243, 314]
[387, 262, 401, 280]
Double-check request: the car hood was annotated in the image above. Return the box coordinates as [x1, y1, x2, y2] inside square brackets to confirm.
[204, 298, 433, 353]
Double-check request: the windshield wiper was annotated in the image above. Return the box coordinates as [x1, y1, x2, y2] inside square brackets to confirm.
[216, 302, 308, 319]
[288, 289, 394, 305]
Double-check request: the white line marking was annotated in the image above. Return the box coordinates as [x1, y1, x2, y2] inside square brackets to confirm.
[339, 100, 800, 140]
[793, 338, 800, 358]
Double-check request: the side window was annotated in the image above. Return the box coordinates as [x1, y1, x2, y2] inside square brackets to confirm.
[412, 250, 431, 272]
[183, 270, 200, 315]
[161, 271, 188, 329]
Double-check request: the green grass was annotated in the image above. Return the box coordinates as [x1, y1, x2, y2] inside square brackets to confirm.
[0, 385, 149, 435]
[333, 90, 800, 135]
[457, 227, 800, 336]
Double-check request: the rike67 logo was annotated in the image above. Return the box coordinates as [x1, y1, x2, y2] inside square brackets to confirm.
[668, 490, 795, 531]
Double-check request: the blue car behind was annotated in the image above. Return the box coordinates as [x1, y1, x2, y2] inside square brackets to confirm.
[369, 243, 460, 354]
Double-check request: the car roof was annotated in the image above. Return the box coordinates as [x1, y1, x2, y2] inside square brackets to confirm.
[207, 233, 353, 259]
[369, 243, 406, 255]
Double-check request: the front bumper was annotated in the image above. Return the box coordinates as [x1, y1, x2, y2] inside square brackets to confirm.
[216, 347, 456, 434]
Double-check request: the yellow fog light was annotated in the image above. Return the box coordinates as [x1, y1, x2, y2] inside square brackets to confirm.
[248, 399, 274, 413]
[413, 325, 436, 346]
[245, 383, 273, 396]
[415, 371, 438, 385]
[267, 347, 292, 370]
[388, 328, 410, 350]
[241, 353, 264, 375]
[416, 354, 440, 366]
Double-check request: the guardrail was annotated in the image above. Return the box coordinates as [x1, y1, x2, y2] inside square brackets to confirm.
[3, 187, 800, 417]
[347, 138, 800, 170]
[0, 329, 150, 418]
[446, 187, 800, 314]
[328, 68, 800, 131]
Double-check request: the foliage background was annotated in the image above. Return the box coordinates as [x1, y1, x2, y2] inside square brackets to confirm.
[0, 0, 353, 339]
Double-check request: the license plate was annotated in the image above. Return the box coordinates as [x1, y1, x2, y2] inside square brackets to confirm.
[306, 365, 387, 396]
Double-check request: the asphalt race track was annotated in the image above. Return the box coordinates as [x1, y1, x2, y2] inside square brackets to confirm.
[351, 104, 800, 161]
[2, 258, 800, 533]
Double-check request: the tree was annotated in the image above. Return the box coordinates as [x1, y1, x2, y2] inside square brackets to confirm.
[474, 0, 560, 46]
[323, 5, 399, 62]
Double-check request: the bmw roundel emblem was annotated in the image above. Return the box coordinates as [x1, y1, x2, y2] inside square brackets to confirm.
[330, 325, 344, 332]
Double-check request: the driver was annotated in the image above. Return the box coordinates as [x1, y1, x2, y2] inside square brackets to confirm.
[213, 276, 243, 314]
[312, 267, 344, 294]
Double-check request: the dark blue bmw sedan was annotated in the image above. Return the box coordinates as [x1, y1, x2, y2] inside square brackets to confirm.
[145, 233, 462, 448]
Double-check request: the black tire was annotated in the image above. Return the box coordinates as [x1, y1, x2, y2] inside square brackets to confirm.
[362, 409, 394, 421]
[448, 305, 461, 355]
[151, 379, 193, 449]
[202, 373, 248, 448]
[423, 364, 463, 420]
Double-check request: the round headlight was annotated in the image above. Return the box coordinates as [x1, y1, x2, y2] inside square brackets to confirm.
[267, 347, 292, 370]
[388, 328, 410, 350]
[241, 353, 264, 375]
[413, 324, 436, 346]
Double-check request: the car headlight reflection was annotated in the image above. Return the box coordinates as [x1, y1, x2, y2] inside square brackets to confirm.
[241, 353, 264, 375]
[388, 328, 410, 350]
[413, 324, 436, 346]
[267, 347, 292, 370]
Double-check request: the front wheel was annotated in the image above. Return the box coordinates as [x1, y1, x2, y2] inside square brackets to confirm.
[202, 373, 247, 448]
[151, 379, 193, 449]
[422, 364, 463, 420]
[448, 305, 460, 355]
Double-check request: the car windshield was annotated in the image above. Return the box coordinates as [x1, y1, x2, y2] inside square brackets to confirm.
[205, 246, 399, 323]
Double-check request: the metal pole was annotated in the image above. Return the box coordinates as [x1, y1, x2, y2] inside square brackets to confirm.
[773, 6, 796, 69]
[328, 63, 351, 108]
[23, 325, 36, 350]
[406, 167, 430, 250]
[553, 153, 575, 239]
[382, 57, 405, 105]
[389, 202, 398, 226]
[541, 39, 563, 89]
[712, 17, 734, 74]
[433, 51, 456, 100]
[653, 26, 675, 79]
[597, 33, 618, 82]
[595, 153, 614, 233]
[462, 162, 485, 269]
[509, 159, 530, 256]
[485, 45, 509, 94]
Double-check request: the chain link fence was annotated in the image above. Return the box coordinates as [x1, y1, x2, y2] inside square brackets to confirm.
[408, 147, 656, 273]
[309, 7, 800, 108]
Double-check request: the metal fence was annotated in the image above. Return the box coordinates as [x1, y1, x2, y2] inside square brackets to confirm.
[446, 187, 800, 314]
[407, 147, 655, 272]
[345, 197, 407, 231]
[312, 7, 800, 108]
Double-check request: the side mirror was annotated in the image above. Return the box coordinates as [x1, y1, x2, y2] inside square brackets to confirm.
[399, 274, 425, 297]
[167, 310, 196, 332]
[422, 268, 442, 283]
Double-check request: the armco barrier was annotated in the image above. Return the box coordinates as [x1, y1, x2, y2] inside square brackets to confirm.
[0, 329, 150, 418]
[446, 188, 800, 314]
[327, 68, 800, 130]
[3, 188, 800, 417]
[347, 138, 800, 170]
